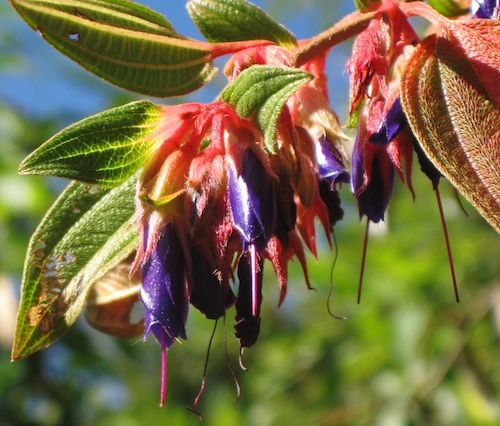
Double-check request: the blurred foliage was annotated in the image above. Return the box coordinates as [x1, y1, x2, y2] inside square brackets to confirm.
[1, 1, 499, 426]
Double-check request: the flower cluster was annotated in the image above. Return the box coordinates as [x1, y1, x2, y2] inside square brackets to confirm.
[132, 55, 350, 399]
[125, 0, 498, 405]
[348, 0, 422, 222]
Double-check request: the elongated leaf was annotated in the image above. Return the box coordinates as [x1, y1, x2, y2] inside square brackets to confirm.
[400, 32, 500, 232]
[221, 65, 311, 152]
[12, 173, 139, 360]
[19, 101, 163, 188]
[11, 0, 217, 96]
[85, 261, 143, 338]
[187, 0, 296, 48]
[427, 0, 469, 17]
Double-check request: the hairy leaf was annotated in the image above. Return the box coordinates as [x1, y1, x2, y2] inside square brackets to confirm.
[12, 173, 139, 360]
[187, 0, 296, 48]
[221, 65, 311, 152]
[19, 101, 163, 188]
[11, 0, 217, 96]
[85, 261, 143, 338]
[400, 31, 500, 232]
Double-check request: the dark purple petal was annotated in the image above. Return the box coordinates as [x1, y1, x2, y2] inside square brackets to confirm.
[357, 157, 394, 222]
[141, 224, 188, 349]
[351, 133, 365, 196]
[315, 136, 350, 185]
[413, 137, 442, 190]
[228, 150, 276, 250]
[234, 253, 263, 348]
[369, 97, 405, 146]
[319, 180, 344, 228]
[351, 135, 394, 223]
[472, 0, 497, 18]
[274, 180, 296, 248]
[189, 246, 235, 320]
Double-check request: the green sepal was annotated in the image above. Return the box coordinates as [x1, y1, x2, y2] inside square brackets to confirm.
[11, 0, 217, 97]
[19, 101, 163, 188]
[11, 172, 139, 360]
[187, 0, 297, 48]
[221, 65, 311, 153]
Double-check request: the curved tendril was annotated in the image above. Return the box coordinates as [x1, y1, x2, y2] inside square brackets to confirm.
[435, 188, 460, 303]
[357, 219, 370, 304]
[188, 320, 219, 420]
[327, 232, 346, 320]
[238, 347, 248, 372]
[223, 314, 241, 402]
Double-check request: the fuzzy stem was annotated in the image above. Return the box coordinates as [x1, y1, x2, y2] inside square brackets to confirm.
[294, 10, 376, 66]
[399, 1, 448, 25]
[209, 40, 273, 58]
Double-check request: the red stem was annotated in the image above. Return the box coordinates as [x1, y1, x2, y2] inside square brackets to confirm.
[399, 1, 448, 25]
[209, 40, 273, 58]
[160, 346, 167, 407]
[357, 219, 370, 304]
[294, 10, 376, 66]
[435, 188, 460, 303]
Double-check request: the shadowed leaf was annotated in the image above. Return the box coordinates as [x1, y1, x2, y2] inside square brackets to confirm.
[12, 173, 139, 360]
[85, 261, 143, 338]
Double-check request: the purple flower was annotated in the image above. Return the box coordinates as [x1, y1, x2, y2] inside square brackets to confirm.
[319, 180, 344, 228]
[273, 176, 296, 248]
[471, 0, 498, 19]
[189, 246, 235, 320]
[351, 133, 395, 223]
[228, 149, 276, 250]
[234, 249, 263, 348]
[141, 224, 188, 349]
[314, 136, 350, 185]
[369, 97, 406, 146]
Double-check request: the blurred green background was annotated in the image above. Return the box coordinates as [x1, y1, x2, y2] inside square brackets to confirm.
[0, 1, 499, 425]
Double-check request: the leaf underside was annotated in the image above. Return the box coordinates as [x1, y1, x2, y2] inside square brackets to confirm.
[400, 31, 500, 232]
[85, 261, 143, 338]
[12, 173, 139, 360]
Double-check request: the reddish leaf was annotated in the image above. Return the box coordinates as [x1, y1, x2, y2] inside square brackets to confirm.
[400, 29, 500, 232]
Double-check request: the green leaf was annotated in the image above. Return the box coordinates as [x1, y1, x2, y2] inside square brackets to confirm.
[221, 65, 311, 152]
[427, 0, 469, 18]
[19, 101, 163, 188]
[12, 173, 139, 360]
[11, 0, 217, 97]
[187, 0, 296, 48]
[353, 0, 381, 13]
[400, 32, 500, 232]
